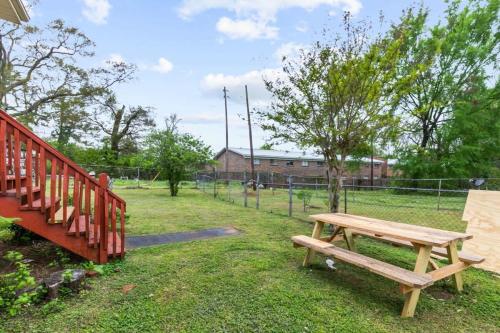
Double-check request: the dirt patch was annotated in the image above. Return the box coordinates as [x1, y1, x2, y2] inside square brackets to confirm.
[427, 288, 455, 300]
[0, 240, 84, 281]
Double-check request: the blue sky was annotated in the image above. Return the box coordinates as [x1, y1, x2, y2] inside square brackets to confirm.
[30, 0, 448, 152]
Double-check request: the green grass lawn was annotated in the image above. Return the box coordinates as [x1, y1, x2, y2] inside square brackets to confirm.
[1, 188, 499, 332]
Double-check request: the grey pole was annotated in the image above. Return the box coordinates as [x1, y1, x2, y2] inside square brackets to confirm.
[243, 171, 248, 207]
[437, 179, 442, 211]
[288, 176, 293, 217]
[256, 173, 260, 209]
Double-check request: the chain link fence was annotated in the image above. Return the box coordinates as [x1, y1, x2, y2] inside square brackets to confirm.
[196, 171, 500, 233]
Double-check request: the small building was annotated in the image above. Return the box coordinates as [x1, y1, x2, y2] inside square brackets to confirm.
[214, 148, 386, 179]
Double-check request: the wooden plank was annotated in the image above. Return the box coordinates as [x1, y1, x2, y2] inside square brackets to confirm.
[310, 213, 472, 247]
[63, 163, 69, 226]
[343, 228, 356, 252]
[120, 201, 125, 258]
[401, 245, 431, 317]
[54, 206, 75, 224]
[0, 119, 6, 194]
[34, 147, 39, 186]
[292, 235, 433, 288]
[461, 190, 500, 274]
[25, 139, 33, 208]
[302, 221, 324, 266]
[93, 185, 99, 249]
[14, 129, 20, 198]
[39, 147, 46, 212]
[447, 240, 463, 292]
[111, 199, 117, 257]
[73, 173, 80, 237]
[429, 262, 468, 282]
[85, 178, 90, 239]
[350, 229, 484, 264]
[7, 130, 12, 172]
[50, 158, 57, 224]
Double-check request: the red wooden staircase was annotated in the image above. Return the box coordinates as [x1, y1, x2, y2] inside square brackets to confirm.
[0, 109, 126, 264]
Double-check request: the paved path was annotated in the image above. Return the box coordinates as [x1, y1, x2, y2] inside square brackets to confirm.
[125, 227, 240, 249]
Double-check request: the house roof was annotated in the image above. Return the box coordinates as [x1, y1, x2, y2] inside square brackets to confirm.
[0, 0, 29, 24]
[216, 147, 384, 164]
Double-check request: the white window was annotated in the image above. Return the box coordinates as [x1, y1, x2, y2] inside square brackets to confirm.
[317, 161, 324, 167]
[301, 160, 309, 167]
[270, 159, 278, 166]
[286, 160, 294, 166]
[254, 159, 261, 165]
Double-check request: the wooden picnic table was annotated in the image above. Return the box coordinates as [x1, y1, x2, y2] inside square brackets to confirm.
[293, 213, 483, 317]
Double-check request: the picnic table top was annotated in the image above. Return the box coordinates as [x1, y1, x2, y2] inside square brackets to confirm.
[309, 213, 473, 247]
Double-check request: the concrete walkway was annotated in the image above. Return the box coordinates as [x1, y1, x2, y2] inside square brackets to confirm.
[125, 227, 240, 249]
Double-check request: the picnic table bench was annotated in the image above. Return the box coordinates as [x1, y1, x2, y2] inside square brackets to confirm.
[292, 213, 484, 317]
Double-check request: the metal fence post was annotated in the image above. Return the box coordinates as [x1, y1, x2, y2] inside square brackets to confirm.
[344, 186, 347, 214]
[137, 167, 140, 188]
[213, 172, 217, 198]
[243, 171, 248, 207]
[256, 173, 260, 209]
[437, 179, 442, 211]
[288, 176, 293, 217]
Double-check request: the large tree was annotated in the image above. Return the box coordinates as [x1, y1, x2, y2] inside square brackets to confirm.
[143, 115, 212, 196]
[397, 79, 500, 178]
[259, 13, 420, 212]
[92, 94, 155, 158]
[397, 0, 499, 149]
[0, 17, 135, 125]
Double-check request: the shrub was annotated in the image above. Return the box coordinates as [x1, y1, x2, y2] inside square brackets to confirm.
[0, 251, 39, 316]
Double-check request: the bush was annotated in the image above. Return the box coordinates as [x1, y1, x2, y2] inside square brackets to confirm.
[0, 251, 39, 316]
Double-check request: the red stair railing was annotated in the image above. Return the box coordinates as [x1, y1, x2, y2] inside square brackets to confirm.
[0, 109, 126, 263]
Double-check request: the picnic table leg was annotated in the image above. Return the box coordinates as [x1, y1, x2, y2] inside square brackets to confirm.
[302, 221, 325, 267]
[446, 240, 464, 292]
[343, 228, 356, 252]
[401, 245, 431, 318]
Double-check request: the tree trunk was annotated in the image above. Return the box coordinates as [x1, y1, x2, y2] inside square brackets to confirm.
[110, 107, 125, 158]
[327, 164, 344, 213]
[168, 180, 179, 196]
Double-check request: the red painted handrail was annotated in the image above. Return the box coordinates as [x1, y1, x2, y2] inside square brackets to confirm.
[0, 109, 125, 204]
[0, 109, 126, 263]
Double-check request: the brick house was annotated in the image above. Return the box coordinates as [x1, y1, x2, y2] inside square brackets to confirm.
[214, 148, 387, 179]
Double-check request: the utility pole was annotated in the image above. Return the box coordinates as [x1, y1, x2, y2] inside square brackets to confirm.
[370, 137, 374, 190]
[245, 85, 256, 191]
[223, 86, 229, 174]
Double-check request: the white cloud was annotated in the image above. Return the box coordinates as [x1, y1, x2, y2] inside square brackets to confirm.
[216, 17, 278, 40]
[178, 0, 362, 40]
[151, 57, 174, 74]
[178, 0, 362, 20]
[82, 0, 111, 25]
[201, 68, 284, 105]
[107, 53, 126, 64]
[274, 42, 307, 62]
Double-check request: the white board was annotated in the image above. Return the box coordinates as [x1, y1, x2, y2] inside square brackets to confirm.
[462, 190, 500, 274]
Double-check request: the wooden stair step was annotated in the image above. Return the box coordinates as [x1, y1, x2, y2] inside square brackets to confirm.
[4, 186, 40, 197]
[6, 175, 26, 181]
[292, 235, 434, 288]
[67, 215, 89, 234]
[87, 224, 124, 256]
[51, 206, 75, 224]
[20, 197, 60, 211]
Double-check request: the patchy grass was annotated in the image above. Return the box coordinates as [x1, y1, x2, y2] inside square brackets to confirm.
[1, 189, 499, 332]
